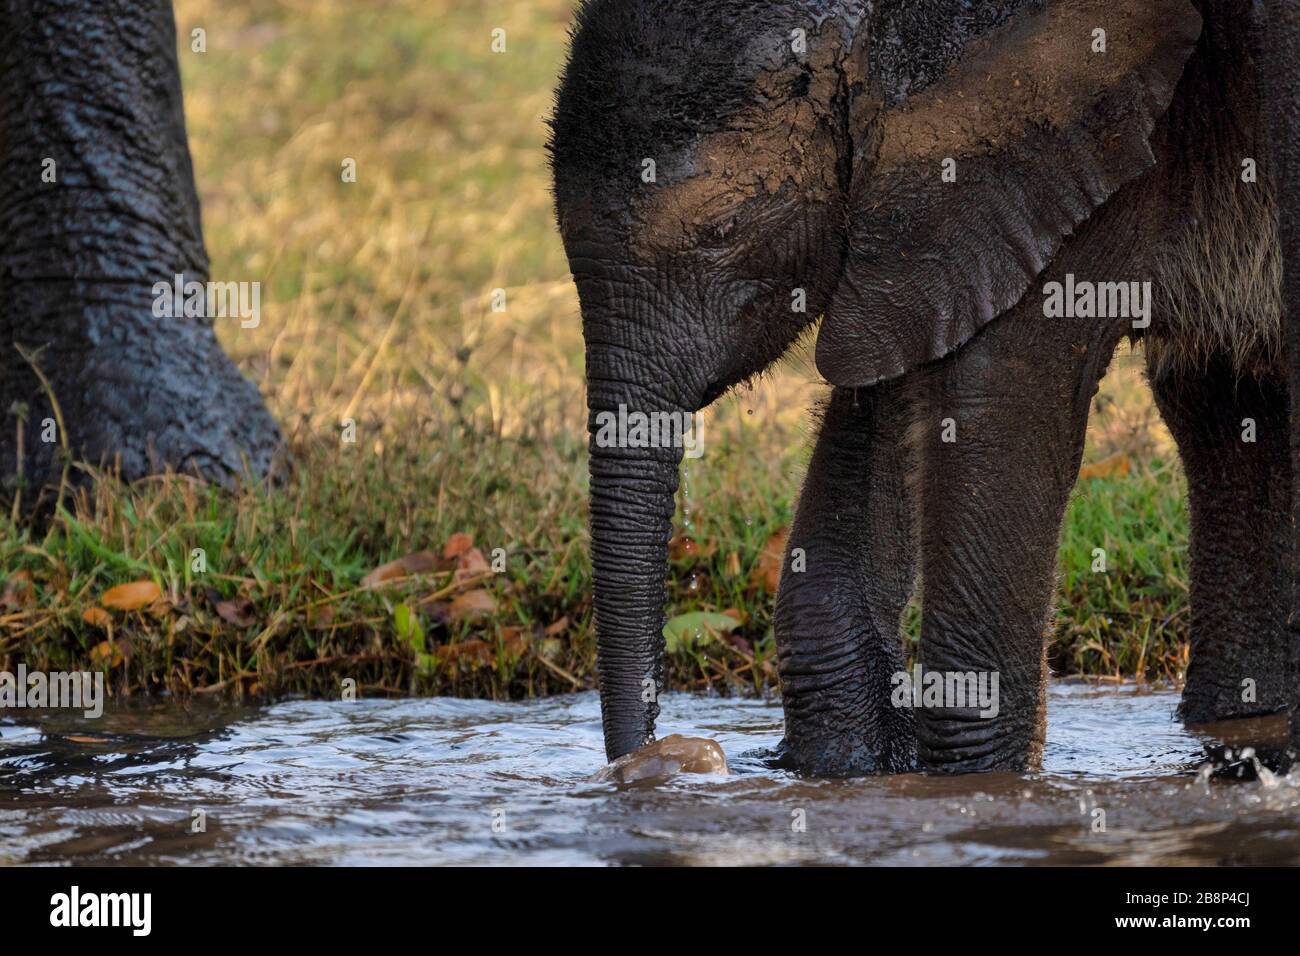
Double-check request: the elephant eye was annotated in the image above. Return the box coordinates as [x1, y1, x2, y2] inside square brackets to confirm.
[789, 71, 811, 98]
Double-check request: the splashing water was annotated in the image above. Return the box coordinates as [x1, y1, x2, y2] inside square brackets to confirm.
[1, 682, 1297, 865]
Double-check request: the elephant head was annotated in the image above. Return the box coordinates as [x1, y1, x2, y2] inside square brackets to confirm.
[550, 0, 1202, 764]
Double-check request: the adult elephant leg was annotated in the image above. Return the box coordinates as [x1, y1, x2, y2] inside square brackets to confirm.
[1148, 357, 1294, 722]
[914, 307, 1122, 773]
[1261, 0, 1300, 759]
[775, 381, 919, 776]
[0, 0, 282, 509]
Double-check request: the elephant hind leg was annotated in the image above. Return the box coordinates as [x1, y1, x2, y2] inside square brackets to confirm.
[1147, 354, 1295, 722]
[775, 383, 919, 776]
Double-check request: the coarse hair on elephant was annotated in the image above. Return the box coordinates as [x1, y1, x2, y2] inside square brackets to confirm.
[549, 0, 1299, 776]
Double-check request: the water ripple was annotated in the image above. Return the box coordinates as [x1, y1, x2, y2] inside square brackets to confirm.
[0, 683, 1296, 865]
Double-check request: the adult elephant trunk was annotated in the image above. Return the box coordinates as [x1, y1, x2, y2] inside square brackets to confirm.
[584, 339, 690, 761]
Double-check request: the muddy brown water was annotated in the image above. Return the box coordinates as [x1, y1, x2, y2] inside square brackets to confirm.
[2, 682, 1297, 865]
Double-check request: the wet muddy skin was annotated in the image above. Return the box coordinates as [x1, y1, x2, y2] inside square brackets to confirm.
[1, 682, 1297, 865]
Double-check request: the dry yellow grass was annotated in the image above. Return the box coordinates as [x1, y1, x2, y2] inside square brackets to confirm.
[175, 0, 1165, 466]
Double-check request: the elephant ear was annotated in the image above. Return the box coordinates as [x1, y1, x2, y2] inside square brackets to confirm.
[815, 0, 1202, 387]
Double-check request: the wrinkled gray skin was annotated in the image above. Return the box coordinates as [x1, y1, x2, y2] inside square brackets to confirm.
[0, 0, 281, 511]
[551, 0, 1300, 773]
[1264, 2, 1300, 764]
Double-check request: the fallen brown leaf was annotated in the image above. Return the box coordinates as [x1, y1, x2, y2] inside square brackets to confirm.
[448, 589, 496, 623]
[543, 616, 569, 637]
[82, 607, 112, 629]
[453, 547, 491, 584]
[442, 532, 474, 561]
[360, 550, 436, 588]
[101, 580, 161, 611]
[90, 639, 126, 668]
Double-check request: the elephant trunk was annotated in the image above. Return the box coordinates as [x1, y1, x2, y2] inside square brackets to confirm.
[585, 367, 686, 761]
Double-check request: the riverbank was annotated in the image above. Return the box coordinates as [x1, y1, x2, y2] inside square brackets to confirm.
[0, 406, 1189, 704]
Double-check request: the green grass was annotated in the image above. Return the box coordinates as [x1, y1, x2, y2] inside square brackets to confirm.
[0, 411, 1190, 700]
[1056, 457, 1189, 679]
[0, 0, 1192, 700]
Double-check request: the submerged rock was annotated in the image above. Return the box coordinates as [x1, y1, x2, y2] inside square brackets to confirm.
[595, 734, 729, 784]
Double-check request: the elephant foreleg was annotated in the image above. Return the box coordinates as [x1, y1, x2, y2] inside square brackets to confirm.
[912, 312, 1121, 773]
[775, 382, 919, 776]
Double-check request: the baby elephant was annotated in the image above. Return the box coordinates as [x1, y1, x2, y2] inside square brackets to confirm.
[549, 0, 1299, 775]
